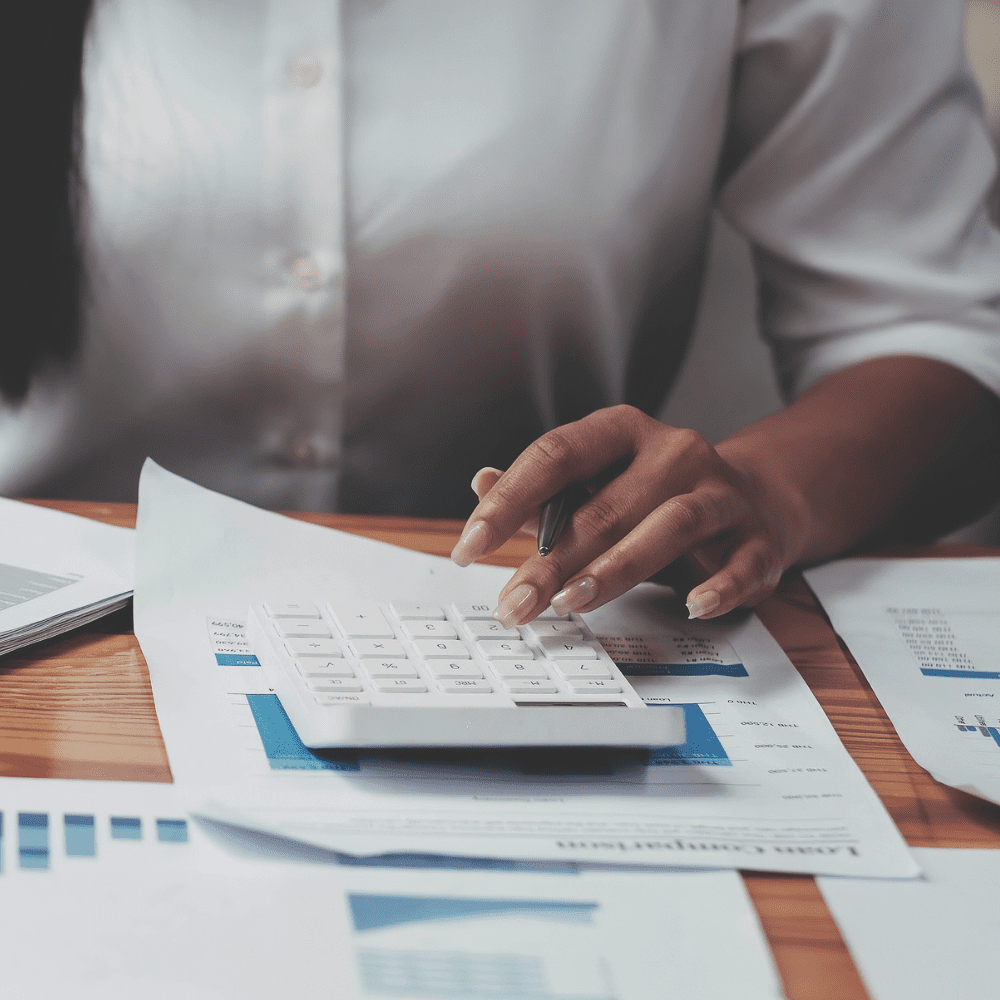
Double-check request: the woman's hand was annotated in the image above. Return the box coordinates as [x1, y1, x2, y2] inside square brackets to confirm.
[450, 404, 809, 625]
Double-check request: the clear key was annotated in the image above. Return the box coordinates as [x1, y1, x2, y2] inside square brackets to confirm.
[306, 678, 364, 692]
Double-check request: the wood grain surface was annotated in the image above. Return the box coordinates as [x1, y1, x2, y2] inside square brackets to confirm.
[2, 500, 998, 1000]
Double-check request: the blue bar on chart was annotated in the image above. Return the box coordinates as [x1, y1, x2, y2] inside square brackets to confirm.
[619, 662, 748, 677]
[246, 694, 360, 771]
[110, 816, 142, 840]
[18, 812, 49, 870]
[647, 703, 732, 767]
[922, 668, 1000, 679]
[156, 819, 188, 843]
[64, 814, 96, 857]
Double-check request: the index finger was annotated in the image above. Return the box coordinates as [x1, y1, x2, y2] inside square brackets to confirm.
[450, 406, 644, 566]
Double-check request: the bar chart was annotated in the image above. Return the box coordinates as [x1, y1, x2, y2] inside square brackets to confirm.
[0, 809, 189, 872]
[349, 893, 613, 1000]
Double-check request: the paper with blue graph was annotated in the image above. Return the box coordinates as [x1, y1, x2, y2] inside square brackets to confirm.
[805, 558, 1000, 806]
[0, 774, 782, 999]
[134, 460, 916, 877]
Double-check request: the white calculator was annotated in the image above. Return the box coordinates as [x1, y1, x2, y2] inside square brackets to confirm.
[247, 599, 686, 749]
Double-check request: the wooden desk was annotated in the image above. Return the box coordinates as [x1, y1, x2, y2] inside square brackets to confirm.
[2, 500, 998, 999]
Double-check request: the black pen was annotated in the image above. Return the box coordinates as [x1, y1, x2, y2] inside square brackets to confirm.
[537, 486, 584, 556]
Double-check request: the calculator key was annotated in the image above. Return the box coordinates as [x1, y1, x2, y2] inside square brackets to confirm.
[567, 679, 622, 694]
[490, 661, 549, 678]
[350, 639, 407, 659]
[400, 620, 459, 640]
[273, 620, 331, 639]
[306, 678, 365, 692]
[553, 661, 612, 678]
[464, 620, 521, 640]
[502, 678, 559, 694]
[362, 660, 419, 678]
[451, 602, 497, 620]
[265, 601, 320, 618]
[389, 602, 446, 620]
[539, 638, 600, 659]
[426, 661, 483, 678]
[523, 622, 583, 642]
[314, 693, 370, 706]
[438, 678, 494, 694]
[371, 677, 428, 693]
[295, 659, 356, 678]
[413, 639, 470, 659]
[328, 603, 395, 638]
[285, 638, 345, 657]
[477, 640, 532, 659]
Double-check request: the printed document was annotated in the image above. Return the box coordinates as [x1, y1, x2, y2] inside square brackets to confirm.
[805, 558, 1000, 806]
[134, 461, 916, 877]
[0, 498, 133, 654]
[817, 848, 1000, 1000]
[0, 776, 784, 1000]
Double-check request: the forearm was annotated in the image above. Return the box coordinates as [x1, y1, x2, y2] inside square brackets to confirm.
[716, 356, 1000, 564]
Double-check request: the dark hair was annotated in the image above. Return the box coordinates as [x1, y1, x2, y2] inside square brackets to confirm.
[1, 2, 94, 402]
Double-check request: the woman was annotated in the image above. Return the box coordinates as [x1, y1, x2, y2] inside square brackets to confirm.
[4, 1, 999, 622]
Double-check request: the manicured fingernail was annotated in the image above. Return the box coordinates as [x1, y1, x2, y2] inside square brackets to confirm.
[471, 467, 502, 496]
[687, 590, 721, 619]
[451, 520, 491, 567]
[550, 576, 598, 614]
[493, 584, 538, 627]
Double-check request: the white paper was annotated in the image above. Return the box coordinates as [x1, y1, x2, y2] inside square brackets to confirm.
[817, 848, 1000, 1000]
[804, 558, 1000, 805]
[0, 498, 134, 654]
[0, 776, 783, 1000]
[134, 460, 916, 877]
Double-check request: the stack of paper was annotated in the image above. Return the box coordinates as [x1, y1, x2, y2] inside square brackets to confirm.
[0, 776, 786, 1000]
[804, 558, 1000, 806]
[132, 460, 917, 879]
[0, 498, 134, 656]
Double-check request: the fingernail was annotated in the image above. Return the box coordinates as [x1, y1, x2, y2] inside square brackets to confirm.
[451, 520, 491, 567]
[493, 584, 538, 627]
[471, 467, 502, 496]
[550, 576, 598, 614]
[687, 590, 721, 619]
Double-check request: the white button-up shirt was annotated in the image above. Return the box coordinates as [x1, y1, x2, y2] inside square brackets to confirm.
[2, 0, 998, 515]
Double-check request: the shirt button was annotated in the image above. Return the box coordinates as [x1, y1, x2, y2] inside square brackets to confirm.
[286, 53, 322, 88]
[287, 435, 319, 466]
[289, 255, 322, 290]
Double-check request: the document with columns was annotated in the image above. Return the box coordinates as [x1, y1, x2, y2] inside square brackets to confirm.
[134, 460, 917, 877]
